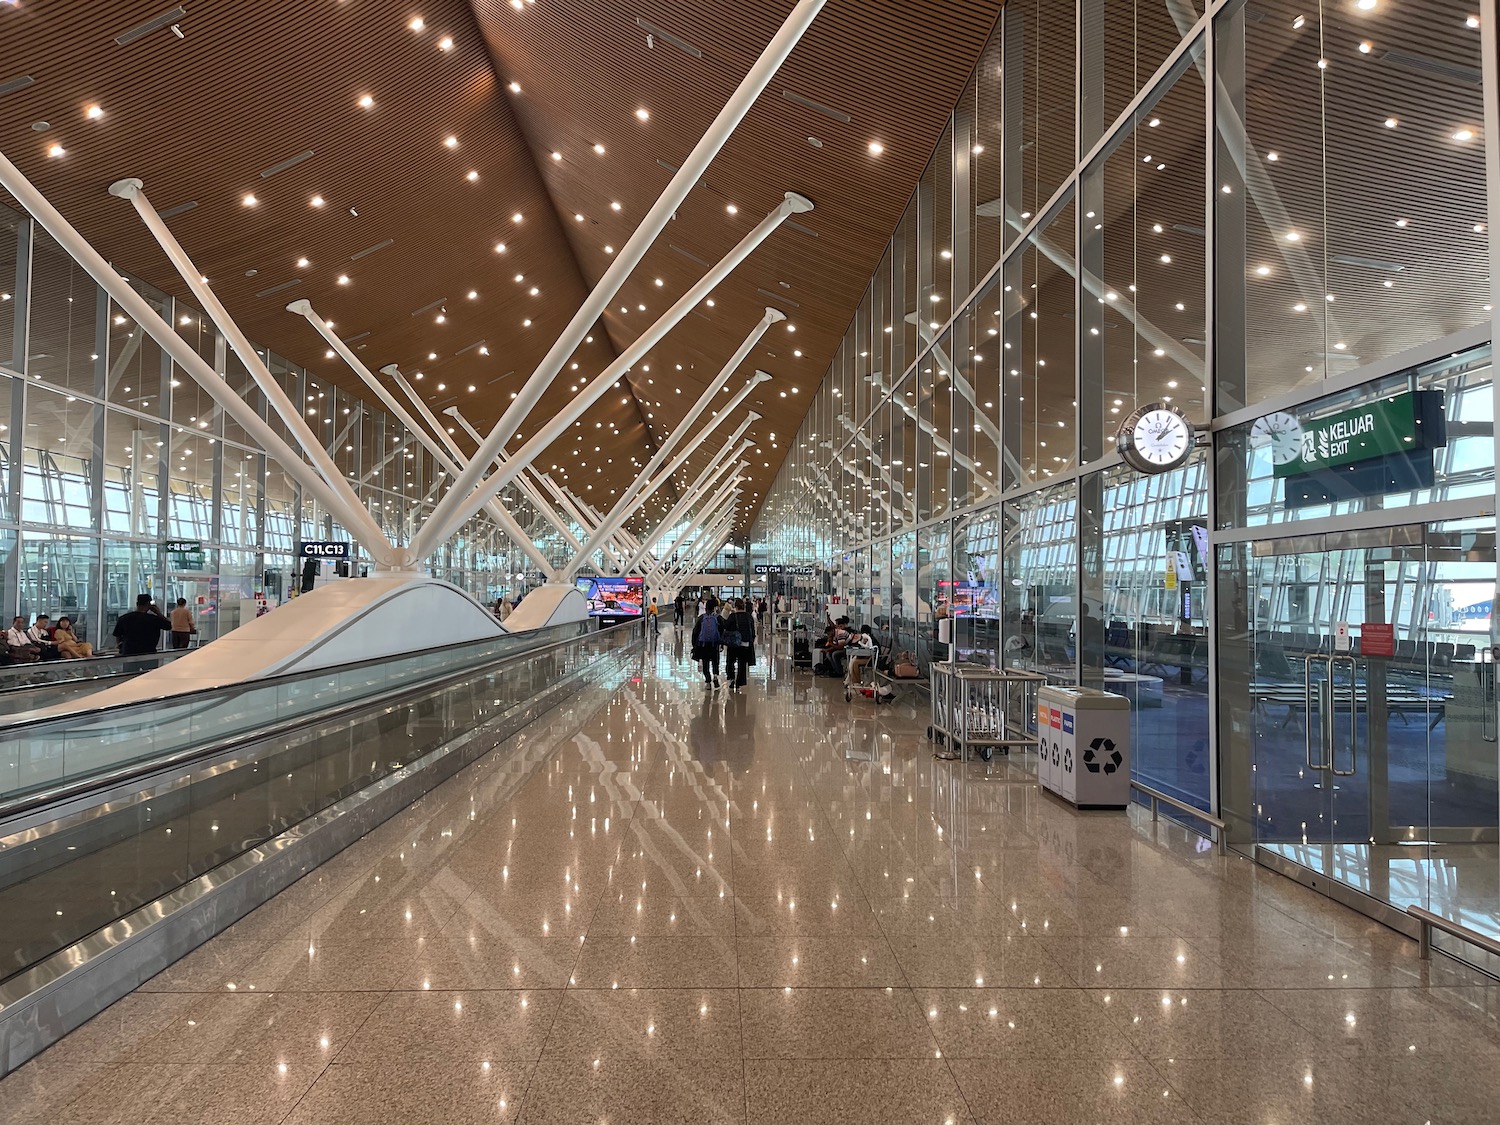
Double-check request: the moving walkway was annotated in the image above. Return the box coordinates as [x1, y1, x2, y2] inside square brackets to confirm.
[0, 620, 641, 1077]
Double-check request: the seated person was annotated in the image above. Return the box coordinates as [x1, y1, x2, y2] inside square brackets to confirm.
[845, 625, 877, 687]
[824, 617, 853, 676]
[28, 614, 60, 659]
[52, 616, 93, 659]
[6, 615, 41, 661]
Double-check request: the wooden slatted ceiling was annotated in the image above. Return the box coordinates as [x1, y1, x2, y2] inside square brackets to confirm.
[0, 0, 1003, 539]
[0, 0, 663, 511]
[468, 0, 1004, 532]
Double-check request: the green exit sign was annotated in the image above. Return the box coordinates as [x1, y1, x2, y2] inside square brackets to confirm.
[1274, 391, 1421, 478]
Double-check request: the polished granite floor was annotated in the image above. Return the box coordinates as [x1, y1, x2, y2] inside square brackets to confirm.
[5, 624, 1500, 1124]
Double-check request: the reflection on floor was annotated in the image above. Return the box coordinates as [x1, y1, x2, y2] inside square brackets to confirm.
[4, 624, 1500, 1124]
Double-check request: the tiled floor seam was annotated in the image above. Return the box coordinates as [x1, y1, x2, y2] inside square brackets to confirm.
[269, 988, 393, 1125]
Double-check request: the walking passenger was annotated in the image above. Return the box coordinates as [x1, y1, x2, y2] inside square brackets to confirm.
[692, 604, 722, 690]
[169, 598, 196, 650]
[723, 597, 757, 693]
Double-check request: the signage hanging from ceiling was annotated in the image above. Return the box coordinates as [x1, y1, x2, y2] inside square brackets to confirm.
[1273, 391, 1427, 478]
[298, 541, 351, 559]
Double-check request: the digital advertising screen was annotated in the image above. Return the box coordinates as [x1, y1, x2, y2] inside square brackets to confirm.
[576, 576, 644, 617]
[937, 580, 998, 619]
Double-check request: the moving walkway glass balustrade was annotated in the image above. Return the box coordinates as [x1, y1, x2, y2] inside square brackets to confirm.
[0, 623, 631, 988]
[0, 620, 589, 804]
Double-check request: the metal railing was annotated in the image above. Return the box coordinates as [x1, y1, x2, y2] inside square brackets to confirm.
[1131, 779, 1228, 854]
[1408, 906, 1500, 961]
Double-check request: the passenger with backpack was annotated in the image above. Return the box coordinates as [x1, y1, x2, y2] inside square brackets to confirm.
[722, 597, 757, 693]
[691, 605, 722, 690]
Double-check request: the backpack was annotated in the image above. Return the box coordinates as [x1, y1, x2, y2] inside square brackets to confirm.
[722, 612, 743, 648]
[698, 613, 720, 648]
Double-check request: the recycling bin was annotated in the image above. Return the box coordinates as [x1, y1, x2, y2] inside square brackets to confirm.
[1036, 685, 1131, 808]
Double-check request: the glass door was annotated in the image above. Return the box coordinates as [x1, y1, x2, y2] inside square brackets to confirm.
[1222, 520, 1500, 938]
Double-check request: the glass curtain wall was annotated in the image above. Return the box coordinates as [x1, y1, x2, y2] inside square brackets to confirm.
[752, 0, 1496, 898]
[0, 209, 543, 647]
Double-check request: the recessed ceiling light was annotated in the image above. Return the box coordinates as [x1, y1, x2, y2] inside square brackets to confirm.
[509, 81, 521, 93]
[868, 141, 884, 155]
[1453, 129, 1475, 141]
[635, 107, 650, 121]
[574, 212, 584, 221]
[468, 290, 478, 299]
[438, 35, 453, 50]
[242, 193, 257, 206]
[1266, 151, 1279, 161]
[467, 170, 479, 181]
[444, 136, 459, 149]
[337, 274, 349, 285]
[85, 105, 103, 120]
[47, 143, 65, 158]
[409, 17, 424, 31]
[494, 242, 506, 253]
[310, 195, 325, 207]
[358, 94, 374, 108]
[513, 212, 523, 223]
[605, 245, 614, 254]
[1385, 116, 1399, 128]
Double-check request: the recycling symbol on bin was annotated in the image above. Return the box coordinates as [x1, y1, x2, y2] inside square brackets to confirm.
[1062, 747, 1073, 774]
[1083, 736, 1122, 775]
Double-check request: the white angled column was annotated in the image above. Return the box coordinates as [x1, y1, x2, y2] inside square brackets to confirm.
[564, 367, 770, 579]
[577, 307, 782, 549]
[442, 406, 588, 557]
[652, 500, 739, 589]
[288, 300, 558, 580]
[627, 433, 755, 571]
[0, 152, 404, 568]
[419, 0, 824, 545]
[411, 192, 810, 562]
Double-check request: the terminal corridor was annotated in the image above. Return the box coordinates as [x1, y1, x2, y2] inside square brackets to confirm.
[5, 630, 1500, 1125]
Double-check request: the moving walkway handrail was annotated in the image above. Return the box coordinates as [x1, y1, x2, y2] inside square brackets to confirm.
[1130, 779, 1227, 854]
[1407, 905, 1500, 961]
[0, 619, 584, 736]
[0, 619, 624, 824]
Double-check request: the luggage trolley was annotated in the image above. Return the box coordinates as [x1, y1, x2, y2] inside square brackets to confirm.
[928, 664, 1047, 762]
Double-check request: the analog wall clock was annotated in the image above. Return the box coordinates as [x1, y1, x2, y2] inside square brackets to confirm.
[1248, 409, 1305, 466]
[1116, 402, 1196, 474]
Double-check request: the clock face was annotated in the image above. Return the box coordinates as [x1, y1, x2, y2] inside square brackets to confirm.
[1248, 410, 1305, 465]
[1118, 404, 1194, 473]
